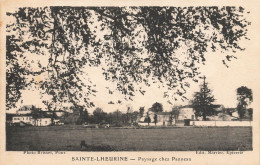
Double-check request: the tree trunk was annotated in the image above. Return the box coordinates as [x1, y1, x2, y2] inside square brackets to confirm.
[203, 114, 206, 121]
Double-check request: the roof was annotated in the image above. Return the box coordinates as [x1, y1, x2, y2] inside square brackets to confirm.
[44, 110, 65, 113]
[212, 104, 222, 108]
[156, 112, 171, 115]
[180, 105, 193, 109]
[12, 114, 33, 117]
[180, 104, 222, 109]
[18, 105, 35, 110]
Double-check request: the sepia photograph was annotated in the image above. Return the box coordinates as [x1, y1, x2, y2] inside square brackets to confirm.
[1, 0, 260, 165]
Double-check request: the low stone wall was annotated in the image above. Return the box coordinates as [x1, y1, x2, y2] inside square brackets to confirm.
[192, 121, 252, 126]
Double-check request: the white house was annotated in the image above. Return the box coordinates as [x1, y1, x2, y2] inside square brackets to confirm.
[156, 112, 175, 126]
[33, 118, 52, 126]
[12, 116, 52, 126]
[12, 116, 34, 125]
[178, 106, 195, 120]
[138, 111, 175, 126]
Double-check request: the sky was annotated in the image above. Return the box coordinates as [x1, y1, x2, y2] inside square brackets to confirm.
[9, 44, 257, 114]
[6, 7, 258, 114]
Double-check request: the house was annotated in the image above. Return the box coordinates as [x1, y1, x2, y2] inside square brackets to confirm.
[178, 105, 195, 120]
[178, 105, 226, 121]
[212, 104, 225, 115]
[11, 115, 52, 126]
[138, 111, 175, 126]
[156, 112, 175, 126]
[32, 118, 52, 126]
[16, 105, 36, 115]
[12, 115, 34, 125]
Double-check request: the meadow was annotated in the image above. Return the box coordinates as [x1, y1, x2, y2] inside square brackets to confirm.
[6, 126, 252, 151]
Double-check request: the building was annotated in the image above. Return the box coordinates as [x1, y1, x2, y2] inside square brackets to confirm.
[178, 105, 226, 121]
[11, 115, 52, 126]
[156, 112, 175, 126]
[16, 105, 36, 115]
[12, 115, 34, 125]
[33, 118, 52, 126]
[178, 105, 195, 120]
[9, 104, 68, 126]
[138, 111, 175, 126]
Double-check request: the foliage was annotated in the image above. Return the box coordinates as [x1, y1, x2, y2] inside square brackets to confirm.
[154, 114, 158, 125]
[150, 102, 163, 113]
[191, 77, 215, 120]
[6, 36, 26, 109]
[139, 107, 145, 117]
[131, 111, 139, 123]
[236, 86, 253, 119]
[171, 105, 180, 120]
[92, 107, 107, 124]
[77, 110, 89, 124]
[236, 86, 253, 106]
[6, 7, 250, 109]
[248, 108, 253, 121]
[144, 111, 151, 126]
[31, 106, 42, 119]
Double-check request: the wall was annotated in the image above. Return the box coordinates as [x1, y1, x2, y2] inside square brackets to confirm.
[138, 121, 174, 126]
[34, 118, 52, 126]
[192, 121, 252, 126]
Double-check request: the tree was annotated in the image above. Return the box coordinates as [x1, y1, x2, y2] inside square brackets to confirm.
[31, 106, 42, 119]
[6, 35, 26, 109]
[151, 102, 163, 113]
[144, 111, 151, 126]
[126, 106, 133, 123]
[110, 109, 123, 125]
[77, 109, 89, 124]
[131, 111, 139, 123]
[139, 107, 145, 117]
[172, 106, 180, 120]
[236, 86, 253, 119]
[248, 108, 253, 121]
[93, 107, 107, 123]
[6, 7, 250, 110]
[191, 76, 215, 120]
[154, 114, 158, 126]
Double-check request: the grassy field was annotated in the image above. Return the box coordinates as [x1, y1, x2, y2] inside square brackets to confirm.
[6, 126, 252, 151]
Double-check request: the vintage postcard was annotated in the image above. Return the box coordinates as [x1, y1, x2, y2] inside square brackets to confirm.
[0, 0, 259, 165]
